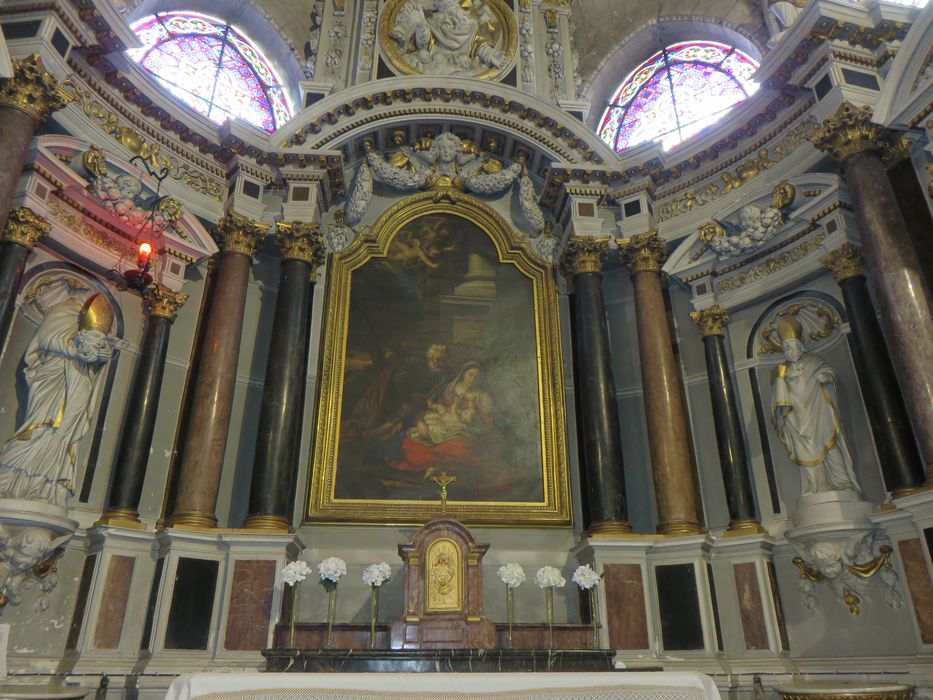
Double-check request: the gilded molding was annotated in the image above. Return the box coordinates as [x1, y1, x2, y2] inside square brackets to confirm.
[811, 102, 905, 165]
[618, 231, 668, 273]
[215, 212, 269, 258]
[3, 207, 50, 249]
[276, 221, 326, 268]
[0, 54, 74, 125]
[143, 284, 189, 320]
[690, 306, 730, 337]
[820, 243, 865, 283]
[717, 233, 826, 293]
[558, 236, 610, 275]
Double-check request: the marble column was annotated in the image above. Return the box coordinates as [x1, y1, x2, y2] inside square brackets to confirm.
[167, 213, 268, 528]
[559, 237, 632, 535]
[690, 306, 763, 534]
[100, 285, 188, 526]
[619, 232, 702, 536]
[820, 243, 925, 495]
[0, 207, 48, 350]
[0, 54, 72, 232]
[812, 103, 933, 479]
[244, 222, 324, 531]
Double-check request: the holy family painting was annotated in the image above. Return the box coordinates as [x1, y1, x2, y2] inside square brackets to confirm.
[309, 193, 570, 525]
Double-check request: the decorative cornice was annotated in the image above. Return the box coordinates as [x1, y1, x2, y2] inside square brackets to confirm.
[0, 54, 74, 125]
[558, 236, 610, 275]
[810, 102, 906, 165]
[820, 242, 865, 283]
[690, 306, 730, 337]
[144, 284, 189, 320]
[215, 212, 269, 258]
[618, 231, 668, 274]
[276, 221, 326, 268]
[2, 207, 50, 250]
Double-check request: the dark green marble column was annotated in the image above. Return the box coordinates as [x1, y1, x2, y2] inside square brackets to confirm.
[560, 237, 631, 535]
[0, 208, 48, 351]
[245, 222, 324, 530]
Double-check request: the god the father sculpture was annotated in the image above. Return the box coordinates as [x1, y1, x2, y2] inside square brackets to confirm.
[0, 294, 113, 507]
[770, 314, 862, 497]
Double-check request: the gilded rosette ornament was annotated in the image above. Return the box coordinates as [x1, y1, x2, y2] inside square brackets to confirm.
[820, 243, 865, 283]
[276, 221, 326, 269]
[618, 231, 668, 273]
[214, 212, 269, 258]
[810, 102, 905, 165]
[559, 236, 610, 276]
[143, 284, 188, 320]
[690, 305, 730, 337]
[0, 54, 74, 125]
[2, 207, 50, 250]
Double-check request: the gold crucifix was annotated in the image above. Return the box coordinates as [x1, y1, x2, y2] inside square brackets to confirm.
[431, 471, 457, 511]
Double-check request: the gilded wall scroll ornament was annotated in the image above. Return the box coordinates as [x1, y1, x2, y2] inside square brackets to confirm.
[811, 102, 908, 165]
[820, 242, 865, 282]
[618, 231, 668, 273]
[0, 54, 75, 125]
[559, 236, 609, 276]
[691, 305, 730, 337]
[758, 301, 841, 355]
[275, 221, 326, 268]
[143, 284, 188, 320]
[380, 0, 517, 80]
[214, 212, 269, 258]
[2, 207, 50, 250]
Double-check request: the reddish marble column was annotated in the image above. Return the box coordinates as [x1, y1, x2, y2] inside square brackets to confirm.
[0, 54, 72, 231]
[812, 103, 933, 479]
[167, 213, 268, 528]
[619, 233, 703, 535]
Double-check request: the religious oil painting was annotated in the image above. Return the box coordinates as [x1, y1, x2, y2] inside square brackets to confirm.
[309, 192, 570, 525]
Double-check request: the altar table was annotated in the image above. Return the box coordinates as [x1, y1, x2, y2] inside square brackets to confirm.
[164, 671, 721, 700]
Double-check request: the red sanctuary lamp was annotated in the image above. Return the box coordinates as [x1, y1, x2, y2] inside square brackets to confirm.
[123, 241, 154, 290]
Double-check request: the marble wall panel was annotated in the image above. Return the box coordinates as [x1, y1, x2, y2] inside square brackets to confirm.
[65, 554, 97, 650]
[604, 563, 649, 650]
[898, 538, 933, 644]
[224, 559, 277, 651]
[734, 562, 768, 651]
[93, 554, 135, 649]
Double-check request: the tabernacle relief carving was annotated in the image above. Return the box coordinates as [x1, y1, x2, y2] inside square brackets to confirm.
[309, 191, 570, 525]
[380, 0, 517, 80]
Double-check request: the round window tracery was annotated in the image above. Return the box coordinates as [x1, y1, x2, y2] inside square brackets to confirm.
[598, 41, 760, 152]
[128, 11, 292, 133]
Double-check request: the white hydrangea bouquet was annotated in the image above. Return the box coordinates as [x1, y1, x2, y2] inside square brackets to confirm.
[362, 562, 392, 648]
[535, 565, 565, 649]
[497, 563, 525, 648]
[317, 557, 347, 648]
[572, 564, 603, 649]
[281, 560, 311, 647]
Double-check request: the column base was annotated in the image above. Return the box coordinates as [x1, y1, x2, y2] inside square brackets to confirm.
[588, 519, 634, 537]
[243, 514, 292, 532]
[166, 510, 218, 529]
[723, 519, 768, 537]
[95, 508, 146, 530]
[658, 519, 704, 536]
[893, 485, 923, 499]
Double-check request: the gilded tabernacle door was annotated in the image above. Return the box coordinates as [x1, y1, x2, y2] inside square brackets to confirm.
[308, 191, 570, 525]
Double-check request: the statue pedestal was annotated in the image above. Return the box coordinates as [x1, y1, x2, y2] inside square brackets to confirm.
[790, 489, 874, 531]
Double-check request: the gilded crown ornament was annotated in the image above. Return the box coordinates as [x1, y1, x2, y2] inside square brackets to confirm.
[215, 212, 269, 258]
[820, 243, 865, 283]
[275, 221, 326, 268]
[2, 207, 50, 250]
[0, 54, 74, 125]
[690, 306, 730, 337]
[811, 102, 907, 165]
[558, 236, 610, 276]
[79, 294, 115, 335]
[775, 314, 804, 342]
[618, 231, 668, 273]
[143, 284, 189, 321]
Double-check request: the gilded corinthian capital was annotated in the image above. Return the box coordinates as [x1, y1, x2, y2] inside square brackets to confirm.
[810, 102, 907, 165]
[559, 236, 610, 275]
[143, 284, 189, 320]
[618, 231, 668, 273]
[275, 221, 326, 268]
[214, 212, 269, 258]
[2, 207, 50, 249]
[0, 54, 74, 125]
[820, 242, 865, 283]
[690, 305, 730, 337]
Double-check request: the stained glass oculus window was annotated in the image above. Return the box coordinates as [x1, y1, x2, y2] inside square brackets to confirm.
[129, 12, 292, 133]
[598, 41, 760, 152]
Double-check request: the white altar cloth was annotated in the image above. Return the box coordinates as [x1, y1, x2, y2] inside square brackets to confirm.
[164, 671, 721, 700]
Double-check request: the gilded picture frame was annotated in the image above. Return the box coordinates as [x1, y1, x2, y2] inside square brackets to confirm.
[307, 190, 571, 526]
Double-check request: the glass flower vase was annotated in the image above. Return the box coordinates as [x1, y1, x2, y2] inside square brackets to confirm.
[545, 586, 554, 650]
[369, 586, 379, 649]
[288, 584, 300, 648]
[326, 584, 338, 648]
[506, 586, 514, 649]
[589, 586, 600, 649]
